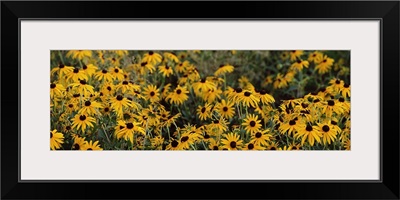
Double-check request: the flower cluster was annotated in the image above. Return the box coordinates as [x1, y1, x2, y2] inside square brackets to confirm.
[50, 50, 350, 150]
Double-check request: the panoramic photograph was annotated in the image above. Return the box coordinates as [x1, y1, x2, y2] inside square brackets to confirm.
[50, 50, 350, 150]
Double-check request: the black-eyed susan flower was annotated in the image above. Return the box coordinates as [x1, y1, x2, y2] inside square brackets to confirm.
[315, 54, 334, 74]
[163, 52, 179, 63]
[109, 66, 125, 81]
[65, 67, 88, 83]
[215, 99, 235, 119]
[115, 80, 141, 94]
[83, 140, 103, 150]
[72, 136, 87, 150]
[243, 142, 265, 150]
[50, 129, 64, 150]
[321, 99, 345, 118]
[340, 83, 351, 97]
[66, 50, 92, 60]
[327, 78, 344, 94]
[143, 51, 162, 65]
[203, 88, 223, 103]
[273, 73, 289, 89]
[78, 99, 103, 116]
[158, 64, 174, 77]
[214, 64, 234, 77]
[50, 83, 65, 99]
[279, 118, 300, 136]
[81, 64, 98, 77]
[295, 123, 322, 146]
[69, 79, 94, 97]
[110, 95, 137, 119]
[115, 120, 145, 144]
[242, 114, 262, 135]
[143, 84, 160, 103]
[151, 136, 165, 150]
[71, 113, 96, 133]
[197, 103, 213, 121]
[166, 85, 189, 105]
[250, 129, 272, 146]
[192, 78, 216, 96]
[256, 89, 275, 105]
[290, 59, 309, 71]
[266, 142, 279, 150]
[95, 69, 114, 82]
[208, 117, 229, 133]
[221, 132, 243, 150]
[289, 50, 304, 61]
[308, 51, 323, 63]
[208, 138, 220, 150]
[240, 90, 259, 108]
[166, 139, 181, 150]
[178, 133, 195, 150]
[51, 63, 74, 77]
[317, 123, 338, 145]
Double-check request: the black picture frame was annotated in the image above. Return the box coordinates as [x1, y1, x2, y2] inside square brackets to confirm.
[2, 1, 399, 199]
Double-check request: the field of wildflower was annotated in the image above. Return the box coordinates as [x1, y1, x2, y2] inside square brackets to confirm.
[50, 50, 350, 151]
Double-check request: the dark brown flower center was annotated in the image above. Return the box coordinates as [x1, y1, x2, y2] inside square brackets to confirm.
[255, 132, 262, 138]
[270, 147, 276, 150]
[200, 78, 206, 83]
[339, 97, 345, 102]
[149, 51, 154, 55]
[104, 107, 109, 112]
[328, 100, 335, 106]
[289, 120, 296, 125]
[73, 144, 80, 150]
[116, 95, 123, 101]
[204, 134, 210, 139]
[107, 86, 111, 91]
[201, 107, 206, 113]
[50, 132, 53, 138]
[214, 120, 219, 124]
[176, 89, 182, 94]
[181, 136, 189, 142]
[223, 107, 228, 112]
[122, 81, 128, 85]
[235, 88, 243, 93]
[87, 148, 93, 150]
[230, 141, 237, 148]
[114, 68, 119, 73]
[306, 125, 313, 131]
[84, 101, 91, 106]
[79, 80, 86, 85]
[150, 91, 155, 96]
[59, 64, 65, 68]
[102, 69, 108, 74]
[79, 115, 86, 121]
[322, 125, 330, 132]
[66, 126, 71, 130]
[83, 65, 87, 70]
[50, 83, 56, 89]
[73, 68, 79, 73]
[335, 80, 341, 84]
[260, 90, 267, 95]
[165, 65, 170, 70]
[248, 143, 254, 149]
[213, 146, 219, 150]
[244, 92, 251, 97]
[344, 83, 350, 88]
[171, 140, 179, 147]
[250, 121, 256, 127]
[301, 103, 308, 108]
[126, 123, 134, 129]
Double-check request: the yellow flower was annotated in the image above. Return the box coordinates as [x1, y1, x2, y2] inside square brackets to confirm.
[50, 129, 64, 150]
